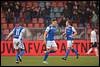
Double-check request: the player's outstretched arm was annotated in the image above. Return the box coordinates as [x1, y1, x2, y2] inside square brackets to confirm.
[62, 27, 66, 37]
[43, 31, 47, 44]
[5, 29, 14, 40]
[72, 27, 77, 37]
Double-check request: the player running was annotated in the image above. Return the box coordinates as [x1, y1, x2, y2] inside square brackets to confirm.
[62, 20, 79, 60]
[43, 19, 58, 64]
[86, 28, 99, 56]
[5, 24, 26, 64]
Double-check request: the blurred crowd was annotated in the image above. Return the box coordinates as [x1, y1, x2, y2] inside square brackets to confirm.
[1, 1, 99, 40]
[1, 1, 99, 27]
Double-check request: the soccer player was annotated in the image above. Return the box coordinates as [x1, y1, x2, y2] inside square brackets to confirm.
[5, 24, 26, 64]
[43, 19, 58, 64]
[62, 20, 79, 60]
[86, 28, 99, 56]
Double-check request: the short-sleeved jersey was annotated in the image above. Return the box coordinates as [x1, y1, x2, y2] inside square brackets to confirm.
[10, 26, 25, 40]
[45, 25, 57, 41]
[65, 25, 76, 40]
[91, 30, 97, 42]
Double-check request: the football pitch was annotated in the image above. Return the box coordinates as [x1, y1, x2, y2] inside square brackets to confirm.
[1, 56, 99, 66]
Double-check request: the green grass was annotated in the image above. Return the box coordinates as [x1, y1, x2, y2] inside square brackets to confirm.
[1, 56, 99, 66]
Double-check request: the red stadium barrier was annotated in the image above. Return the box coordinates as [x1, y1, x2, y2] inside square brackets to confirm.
[1, 40, 97, 56]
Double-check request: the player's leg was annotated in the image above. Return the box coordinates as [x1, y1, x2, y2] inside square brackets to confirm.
[94, 42, 99, 56]
[70, 41, 79, 59]
[18, 48, 23, 62]
[43, 41, 57, 64]
[19, 41, 25, 56]
[13, 39, 20, 63]
[43, 41, 51, 64]
[62, 41, 71, 60]
[71, 47, 79, 59]
[19, 49, 25, 56]
[86, 42, 94, 55]
[43, 48, 50, 64]
[16, 49, 20, 63]
[94, 48, 99, 56]
[18, 41, 25, 62]
[62, 47, 71, 60]
[49, 41, 57, 53]
[86, 48, 93, 54]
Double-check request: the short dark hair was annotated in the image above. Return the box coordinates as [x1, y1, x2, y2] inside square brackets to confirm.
[51, 19, 56, 22]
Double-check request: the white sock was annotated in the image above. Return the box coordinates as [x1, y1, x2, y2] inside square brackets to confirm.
[94, 48, 99, 56]
[87, 48, 93, 54]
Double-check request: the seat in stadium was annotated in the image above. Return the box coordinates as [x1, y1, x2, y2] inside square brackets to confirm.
[27, 23, 33, 28]
[51, 1, 57, 7]
[38, 18, 44, 23]
[21, 17, 25, 22]
[33, 2, 39, 8]
[8, 24, 14, 29]
[39, 23, 44, 28]
[34, 23, 39, 28]
[59, 7, 64, 12]
[2, 29, 9, 35]
[55, 13, 61, 18]
[57, 2, 64, 8]
[1, 17, 6, 23]
[32, 18, 37, 23]
[23, 23, 27, 27]
[2, 23, 7, 29]
[39, 1, 45, 8]
[57, 17, 62, 23]
[53, 7, 59, 12]
[50, 13, 55, 18]
[26, 1, 33, 8]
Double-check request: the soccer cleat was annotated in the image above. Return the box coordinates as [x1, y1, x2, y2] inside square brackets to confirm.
[18, 56, 22, 62]
[61, 57, 67, 61]
[16, 61, 19, 64]
[43, 61, 48, 64]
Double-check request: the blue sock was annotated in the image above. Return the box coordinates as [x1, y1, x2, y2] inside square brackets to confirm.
[65, 49, 70, 58]
[20, 50, 25, 56]
[73, 49, 78, 56]
[43, 51, 49, 61]
[16, 52, 19, 61]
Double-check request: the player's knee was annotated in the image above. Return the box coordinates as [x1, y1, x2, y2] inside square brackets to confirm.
[94, 48, 98, 52]
[54, 47, 57, 51]
[16, 49, 20, 53]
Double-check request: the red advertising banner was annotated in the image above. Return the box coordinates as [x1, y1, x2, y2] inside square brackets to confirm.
[1, 40, 97, 56]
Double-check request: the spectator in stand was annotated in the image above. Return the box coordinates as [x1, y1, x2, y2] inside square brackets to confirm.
[24, 7, 33, 23]
[71, 10, 78, 21]
[14, 4, 21, 23]
[91, 11, 98, 27]
[63, 5, 71, 19]
[5, 9, 11, 23]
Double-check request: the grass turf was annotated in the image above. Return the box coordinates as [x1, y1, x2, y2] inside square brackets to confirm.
[1, 56, 99, 66]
